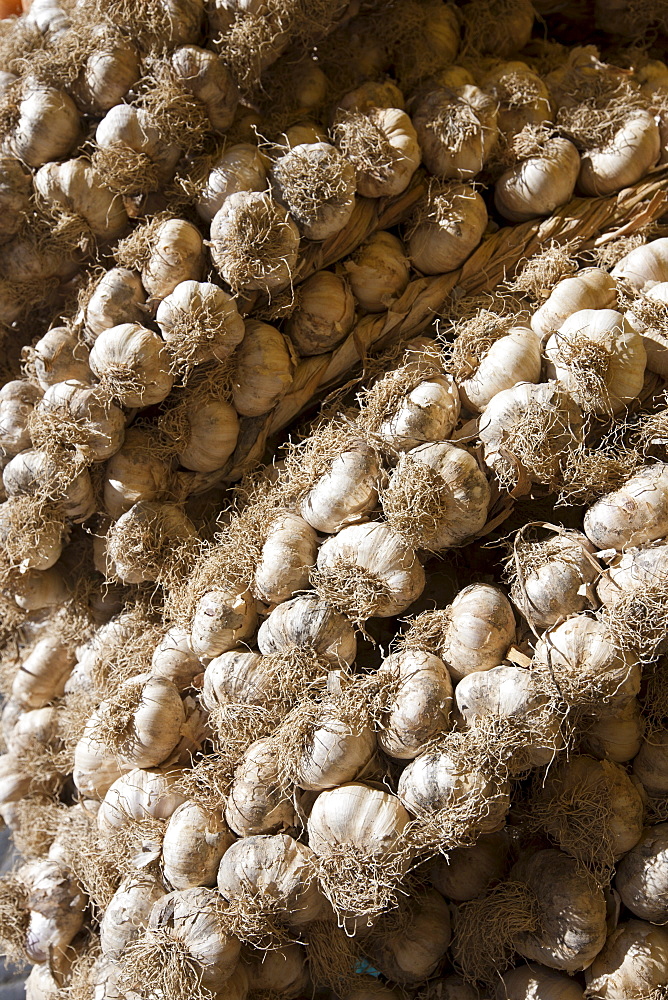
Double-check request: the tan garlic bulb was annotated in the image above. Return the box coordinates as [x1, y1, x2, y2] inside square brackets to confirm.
[0, 234, 79, 325]
[0, 380, 42, 457]
[596, 541, 668, 607]
[232, 320, 295, 417]
[36, 380, 126, 462]
[34, 157, 129, 243]
[100, 873, 165, 957]
[580, 699, 644, 764]
[89, 323, 174, 407]
[217, 833, 326, 929]
[533, 614, 640, 713]
[245, 943, 308, 998]
[103, 427, 173, 520]
[5, 704, 60, 758]
[583, 463, 668, 550]
[633, 730, 668, 799]
[344, 231, 410, 312]
[457, 325, 542, 412]
[254, 512, 318, 605]
[210, 190, 300, 295]
[95, 105, 181, 189]
[408, 182, 488, 275]
[437, 583, 515, 683]
[335, 79, 405, 115]
[382, 441, 491, 551]
[496, 964, 585, 1000]
[479, 380, 583, 491]
[616, 823, 668, 923]
[511, 849, 607, 972]
[412, 85, 498, 179]
[95, 674, 186, 769]
[190, 588, 257, 658]
[73, 709, 129, 800]
[480, 61, 553, 139]
[531, 268, 617, 343]
[377, 649, 453, 759]
[3, 448, 95, 521]
[225, 737, 297, 837]
[71, 29, 140, 114]
[156, 280, 245, 369]
[29, 326, 91, 389]
[271, 142, 357, 241]
[10, 85, 80, 168]
[280, 696, 376, 791]
[151, 626, 201, 691]
[579, 111, 660, 197]
[314, 521, 426, 620]
[0, 156, 31, 245]
[175, 397, 239, 473]
[106, 501, 198, 585]
[460, 0, 534, 57]
[257, 594, 357, 666]
[22, 860, 87, 963]
[374, 373, 461, 451]
[510, 529, 598, 629]
[282, 120, 329, 149]
[196, 143, 268, 224]
[171, 45, 238, 131]
[333, 107, 421, 198]
[201, 650, 271, 712]
[612, 237, 668, 291]
[545, 308, 646, 415]
[11, 635, 75, 710]
[163, 801, 234, 889]
[495, 137, 580, 223]
[13, 566, 68, 612]
[84, 268, 147, 343]
[97, 767, 186, 834]
[0, 497, 67, 570]
[361, 888, 451, 985]
[300, 439, 380, 534]
[286, 271, 355, 356]
[430, 831, 509, 902]
[142, 219, 204, 304]
[584, 920, 668, 999]
[0, 754, 32, 823]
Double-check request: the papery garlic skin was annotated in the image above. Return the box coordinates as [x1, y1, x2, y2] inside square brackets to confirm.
[496, 963, 584, 1000]
[156, 279, 245, 367]
[495, 138, 580, 222]
[361, 888, 451, 985]
[633, 729, 668, 799]
[481, 61, 553, 139]
[72, 30, 140, 114]
[106, 501, 198, 585]
[103, 427, 173, 520]
[511, 530, 598, 629]
[100, 873, 165, 957]
[97, 767, 187, 834]
[611, 237, 668, 291]
[171, 44, 238, 131]
[375, 374, 461, 451]
[98, 674, 186, 769]
[225, 737, 298, 837]
[151, 626, 201, 691]
[300, 439, 380, 534]
[176, 398, 239, 473]
[308, 782, 410, 856]
[430, 831, 509, 902]
[73, 709, 129, 800]
[142, 219, 205, 304]
[257, 594, 357, 666]
[89, 323, 174, 407]
[11, 85, 80, 168]
[377, 649, 453, 760]
[84, 268, 147, 344]
[245, 943, 308, 998]
[344, 231, 410, 312]
[254, 512, 318, 605]
[196, 142, 267, 224]
[581, 699, 644, 764]
[23, 860, 87, 964]
[334, 106, 421, 199]
[11, 635, 75, 710]
[440, 583, 515, 682]
[584, 920, 668, 999]
[37, 380, 126, 462]
[95, 105, 181, 188]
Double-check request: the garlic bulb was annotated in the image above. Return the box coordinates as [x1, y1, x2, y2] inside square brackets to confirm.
[89, 323, 174, 407]
[596, 541, 668, 606]
[377, 649, 453, 759]
[245, 943, 308, 998]
[457, 325, 542, 413]
[0, 754, 33, 820]
[616, 823, 668, 922]
[374, 373, 461, 452]
[510, 529, 598, 629]
[225, 736, 297, 837]
[217, 832, 326, 928]
[436, 583, 515, 683]
[190, 588, 257, 658]
[545, 308, 646, 415]
[73, 709, 129, 800]
[282, 120, 329, 148]
[481, 61, 553, 139]
[36, 380, 126, 462]
[100, 873, 165, 957]
[495, 137, 580, 223]
[106, 501, 198, 585]
[156, 280, 245, 369]
[3, 449, 95, 522]
[333, 107, 421, 198]
[633, 729, 668, 798]
[84, 268, 147, 343]
[584, 920, 668, 999]
[460, 0, 534, 57]
[412, 85, 498, 179]
[142, 219, 204, 304]
[627, 281, 668, 377]
[579, 110, 660, 197]
[344, 231, 410, 313]
[257, 594, 357, 666]
[511, 849, 607, 972]
[286, 270, 356, 356]
[95, 674, 185, 769]
[95, 105, 181, 190]
[398, 748, 511, 835]
[201, 650, 271, 712]
[232, 320, 295, 417]
[0, 380, 42, 457]
[13, 566, 68, 612]
[0, 496, 67, 570]
[209, 190, 300, 295]
[196, 143, 268, 224]
[34, 157, 129, 243]
[171, 45, 238, 130]
[151, 627, 201, 691]
[361, 888, 451, 984]
[496, 964, 585, 1000]
[11, 85, 80, 168]
[611, 237, 668, 291]
[531, 268, 617, 343]
[430, 831, 509, 902]
[583, 463, 668, 550]
[29, 326, 91, 389]
[11, 635, 75, 710]
[0, 156, 31, 245]
[163, 801, 234, 889]
[175, 397, 239, 473]
[300, 439, 380, 534]
[382, 441, 491, 551]
[103, 427, 173, 520]
[23, 860, 87, 963]
[271, 141, 356, 241]
[314, 521, 426, 620]
[409, 181, 488, 276]
[581, 699, 644, 763]
[335, 79, 405, 115]
[254, 512, 318, 605]
[71, 29, 140, 114]
[97, 767, 186, 834]
[5, 704, 60, 757]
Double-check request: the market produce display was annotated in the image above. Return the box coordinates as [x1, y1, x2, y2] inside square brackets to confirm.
[1, 0, 668, 998]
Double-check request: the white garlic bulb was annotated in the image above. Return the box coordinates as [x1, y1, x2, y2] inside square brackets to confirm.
[34, 157, 129, 243]
[11, 635, 75, 710]
[496, 963, 584, 1000]
[580, 699, 644, 764]
[271, 142, 357, 241]
[616, 823, 668, 923]
[510, 529, 598, 629]
[257, 594, 357, 667]
[579, 110, 661, 197]
[103, 426, 173, 520]
[11, 85, 80, 168]
[100, 873, 165, 957]
[0, 156, 31, 245]
[377, 649, 453, 759]
[72, 29, 140, 114]
[22, 860, 87, 964]
[175, 397, 240, 473]
[156, 279, 245, 369]
[142, 219, 205, 304]
[106, 501, 198, 585]
[225, 736, 297, 837]
[28, 326, 91, 389]
[430, 831, 509, 902]
[73, 709, 129, 800]
[412, 85, 498, 179]
[437, 583, 515, 683]
[300, 439, 380, 534]
[583, 462, 668, 550]
[334, 107, 421, 198]
[196, 142, 267, 224]
[286, 270, 356, 356]
[457, 325, 542, 413]
[3, 448, 95, 522]
[344, 231, 410, 312]
[481, 61, 553, 139]
[97, 767, 186, 834]
[633, 729, 668, 799]
[190, 588, 257, 658]
[232, 320, 295, 417]
[201, 650, 271, 712]
[0, 380, 42, 457]
[245, 943, 308, 998]
[495, 138, 580, 223]
[280, 696, 376, 791]
[84, 268, 147, 343]
[584, 920, 668, 998]
[408, 182, 488, 275]
[361, 888, 451, 985]
[254, 512, 318, 605]
[89, 323, 174, 407]
[151, 626, 201, 691]
[95, 105, 181, 189]
[171, 44, 238, 130]
[374, 373, 461, 452]
[36, 380, 126, 462]
[531, 267, 617, 343]
[95, 673, 186, 769]
[163, 800, 234, 889]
